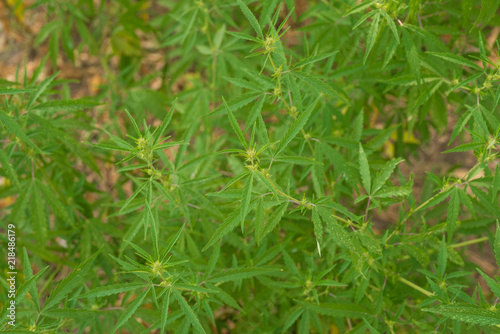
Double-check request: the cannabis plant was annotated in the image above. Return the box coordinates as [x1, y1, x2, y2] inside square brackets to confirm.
[1, 0, 500, 333]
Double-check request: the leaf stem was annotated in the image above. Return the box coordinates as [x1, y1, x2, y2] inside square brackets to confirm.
[364, 196, 371, 222]
[398, 277, 434, 297]
[450, 236, 489, 249]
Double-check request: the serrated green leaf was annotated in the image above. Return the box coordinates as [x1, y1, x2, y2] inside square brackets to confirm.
[471, 0, 500, 32]
[175, 284, 217, 294]
[383, 30, 400, 69]
[224, 77, 262, 92]
[31, 99, 100, 112]
[253, 171, 279, 201]
[457, 187, 475, 218]
[297, 300, 372, 318]
[292, 72, 349, 104]
[237, 0, 263, 38]
[427, 52, 481, 69]
[205, 240, 221, 278]
[153, 98, 176, 145]
[152, 179, 176, 204]
[0, 88, 34, 95]
[358, 143, 371, 194]
[353, 11, 377, 30]
[364, 12, 380, 64]
[380, 10, 399, 44]
[314, 280, 347, 287]
[281, 307, 305, 333]
[0, 110, 42, 153]
[312, 208, 323, 256]
[10, 182, 32, 222]
[312, 141, 324, 199]
[124, 109, 141, 137]
[494, 85, 500, 110]
[355, 270, 371, 303]
[120, 181, 148, 213]
[161, 225, 185, 262]
[22, 248, 41, 311]
[415, 187, 453, 213]
[38, 182, 72, 224]
[471, 185, 500, 217]
[470, 105, 490, 136]
[30, 114, 100, 174]
[102, 128, 135, 149]
[343, 1, 376, 17]
[254, 197, 265, 245]
[208, 267, 280, 283]
[223, 96, 247, 149]
[0, 331, 44, 334]
[85, 141, 132, 152]
[160, 288, 172, 333]
[31, 183, 47, 247]
[226, 31, 262, 43]
[45, 309, 101, 319]
[43, 248, 102, 311]
[275, 96, 320, 157]
[152, 140, 186, 151]
[449, 112, 472, 144]
[363, 318, 382, 334]
[318, 207, 354, 251]
[205, 283, 244, 312]
[446, 189, 460, 241]
[172, 288, 206, 334]
[477, 268, 500, 299]
[495, 222, 500, 268]
[203, 209, 245, 251]
[245, 96, 266, 132]
[112, 286, 151, 333]
[292, 52, 338, 70]
[321, 201, 363, 223]
[449, 72, 484, 94]
[298, 310, 310, 334]
[26, 71, 60, 110]
[462, 0, 474, 27]
[423, 304, 500, 326]
[352, 110, 364, 142]
[208, 92, 261, 117]
[0, 148, 20, 190]
[72, 283, 147, 300]
[402, 29, 421, 86]
[373, 186, 411, 198]
[217, 171, 249, 194]
[357, 232, 382, 255]
[274, 156, 323, 166]
[257, 202, 288, 243]
[372, 158, 404, 195]
[0, 264, 48, 323]
[438, 236, 447, 277]
[17, 268, 49, 301]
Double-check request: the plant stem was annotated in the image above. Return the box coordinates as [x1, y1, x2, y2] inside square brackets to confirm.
[387, 161, 484, 244]
[450, 236, 489, 249]
[398, 277, 434, 297]
[364, 196, 371, 222]
[257, 169, 353, 225]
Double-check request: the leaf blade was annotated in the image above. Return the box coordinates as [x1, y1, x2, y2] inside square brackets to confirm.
[112, 286, 151, 333]
[223, 96, 247, 149]
[358, 144, 371, 194]
[0, 110, 42, 153]
[275, 96, 321, 157]
[172, 288, 206, 334]
[236, 0, 263, 38]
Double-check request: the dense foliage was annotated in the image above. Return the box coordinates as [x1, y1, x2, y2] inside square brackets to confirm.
[1, 0, 500, 333]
